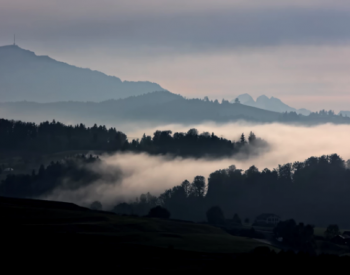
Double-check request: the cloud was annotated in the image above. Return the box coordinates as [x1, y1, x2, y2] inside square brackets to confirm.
[52, 44, 350, 112]
[1, 1, 350, 49]
[1, 0, 350, 111]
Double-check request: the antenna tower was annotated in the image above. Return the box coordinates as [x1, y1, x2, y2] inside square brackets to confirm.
[14, 34, 16, 46]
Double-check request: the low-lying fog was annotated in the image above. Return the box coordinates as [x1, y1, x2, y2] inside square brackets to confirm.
[44, 122, 350, 210]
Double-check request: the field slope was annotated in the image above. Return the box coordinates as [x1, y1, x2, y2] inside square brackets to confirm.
[0, 196, 272, 254]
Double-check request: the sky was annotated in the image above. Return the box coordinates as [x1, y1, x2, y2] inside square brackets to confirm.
[1, 0, 350, 111]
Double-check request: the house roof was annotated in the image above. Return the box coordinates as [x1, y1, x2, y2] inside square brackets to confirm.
[332, 235, 346, 240]
[255, 213, 280, 219]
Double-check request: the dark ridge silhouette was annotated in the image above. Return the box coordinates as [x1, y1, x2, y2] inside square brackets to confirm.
[2, 151, 350, 228]
[0, 117, 268, 158]
[114, 154, 350, 227]
[0, 195, 88, 212]
[0, 44, 165, 102]
[1, 196, 349, 268]
[1, 91, 349, 125]
[0, 155, 104, 199]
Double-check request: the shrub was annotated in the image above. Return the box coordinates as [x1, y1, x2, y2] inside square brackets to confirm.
[148, 206, 171, 219]
[206, 206, 225, 224]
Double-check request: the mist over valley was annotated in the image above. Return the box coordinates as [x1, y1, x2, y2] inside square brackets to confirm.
[2, 120, 350, 228]
[2, 0, 350, 263]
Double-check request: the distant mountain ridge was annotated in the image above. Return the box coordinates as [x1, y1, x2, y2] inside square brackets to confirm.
[1, 91, 349, 126]
[340, 111, 350, 117]
[0, 91, 282, 125]
[0, 45, 166, 102]
[232, 94, 311, 115]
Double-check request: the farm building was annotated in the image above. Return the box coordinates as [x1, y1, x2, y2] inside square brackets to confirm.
[331, 235, 349, 246]
[253, 213, 280, 227]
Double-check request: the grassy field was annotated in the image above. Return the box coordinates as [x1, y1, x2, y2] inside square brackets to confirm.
[83, 215, 273, 253]
[315, 240, 350, 256]
[314, 227, 350, 237]
[1, 196, 275, 254]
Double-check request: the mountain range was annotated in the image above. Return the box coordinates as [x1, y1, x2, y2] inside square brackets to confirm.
[0, 45, 165, 102]
[231, 94, 312, 115]
[1, 91, 349, 127]
[0, 44, 349, 125]
[0, 91, 281, 125]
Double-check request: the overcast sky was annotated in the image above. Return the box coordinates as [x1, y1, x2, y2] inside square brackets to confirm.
[1, 0, 350, 111]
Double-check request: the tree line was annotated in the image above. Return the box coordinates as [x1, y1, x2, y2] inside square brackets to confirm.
[0, 118, 267, 158]
[0, 155, 101, 198]
[279, 109, 350, 124]
[114, 154, 350, 227]
[2, 150, 350, 227]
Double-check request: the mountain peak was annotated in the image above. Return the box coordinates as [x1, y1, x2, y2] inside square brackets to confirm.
[235, 94, 255, 104]
[0, 44, 20, 48]
[1, 44, 27, 51]
[0, 45, 166, 102]
[233, 93, 311, 115]
[270, 96, 284, 103]
[0, 44, 37, 58]
[256, 95, 270, 103]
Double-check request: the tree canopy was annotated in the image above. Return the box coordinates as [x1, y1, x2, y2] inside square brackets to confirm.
[0, 118, 268, 158]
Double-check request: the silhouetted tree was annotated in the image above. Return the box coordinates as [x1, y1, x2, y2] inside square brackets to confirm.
[111, 153, 350, 225]
[248, 131, 256, 143]
[233, 213, 242, 225]
[0, 155, 101, 198]
[190, 176, 206, 197]
[221, 99, 230, 105]
[325, 224, 340, 240]
[274, 220, 314, 249]
[206, 206, 225, 224]
[0, 118, 267, 159]
[240, 133, 246, 144]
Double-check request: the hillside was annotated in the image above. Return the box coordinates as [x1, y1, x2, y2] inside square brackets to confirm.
[0, 196, 269, 254]
[1, 91, 349, 126]
[0, 45, 165, 102]
[0, 91, 282, 125]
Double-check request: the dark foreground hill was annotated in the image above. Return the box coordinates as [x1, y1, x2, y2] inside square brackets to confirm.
[0, 196, 270, 254]
[1, 196, 348, 269]
[0, 45, 165, 102]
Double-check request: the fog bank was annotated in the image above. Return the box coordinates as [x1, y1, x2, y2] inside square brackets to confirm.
[45, 122, 350, 209]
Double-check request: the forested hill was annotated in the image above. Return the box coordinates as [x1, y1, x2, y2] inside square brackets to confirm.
[0, 45, 165, 102]
[0, 90, 280, 124]
[115, 154, 350, 227]
[1, 91, 349, 125]
[0, 118, 268, 158]
[2, 153, 350, 227]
